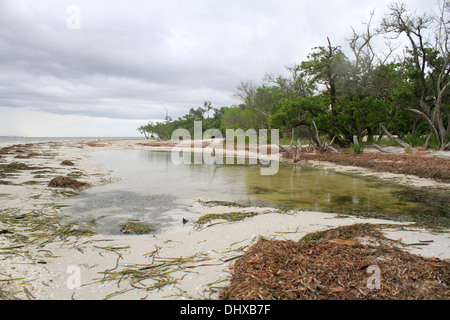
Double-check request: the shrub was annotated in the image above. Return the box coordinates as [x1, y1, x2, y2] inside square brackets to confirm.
[350, 142, 364, 154]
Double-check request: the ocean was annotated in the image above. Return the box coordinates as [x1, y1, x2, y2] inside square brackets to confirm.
[0, 136, 142, 146]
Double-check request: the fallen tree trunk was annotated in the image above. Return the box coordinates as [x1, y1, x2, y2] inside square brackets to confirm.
[277, 144, 290, 154]
[369, 143, 390, 153]
[380, 124, 413, 149]
[324, 142, 339, 154]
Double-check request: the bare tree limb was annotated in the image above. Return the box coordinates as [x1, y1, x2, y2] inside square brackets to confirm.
[312, 120, 321, 147]
[369, 143, 390, 153]
[277, 144, 290, 154]
[380, 124, 413, 149]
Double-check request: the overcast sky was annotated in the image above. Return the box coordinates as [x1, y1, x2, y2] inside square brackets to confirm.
[0, 0, 435, 137]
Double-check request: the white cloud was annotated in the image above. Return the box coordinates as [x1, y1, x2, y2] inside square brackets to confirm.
[0, 107, 146, 137]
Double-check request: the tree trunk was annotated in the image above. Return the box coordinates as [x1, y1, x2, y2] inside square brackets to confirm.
[423, 132, 432, 150]
[370, 144, 390, 153]
[353, 135, 359, 146]
[289, 127, 295, 160]
[379, 124, 412, 149]
[312, 121, 321, 148]
[296, 139, 302, 159]
[439, 136, 448, 151]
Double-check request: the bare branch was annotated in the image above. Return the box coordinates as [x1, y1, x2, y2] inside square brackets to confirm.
[231, 80, 257, 105]
[379, 124, 413, 149]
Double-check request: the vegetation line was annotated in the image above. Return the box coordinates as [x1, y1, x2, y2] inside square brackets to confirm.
[138, 3, 449, 152]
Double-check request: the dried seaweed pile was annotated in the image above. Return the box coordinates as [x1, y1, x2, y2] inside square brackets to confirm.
[60, 160, 75, 166]
[293, 152, 450, 183]
[222, 225, 450, 300]
[48, 176, 90, 190]
[3, 162, 43, 171]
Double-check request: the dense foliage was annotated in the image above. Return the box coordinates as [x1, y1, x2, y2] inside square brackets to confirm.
[139, 2, 449, 150]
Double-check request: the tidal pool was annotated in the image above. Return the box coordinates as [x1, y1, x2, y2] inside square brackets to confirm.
[62, 150, 449, 234]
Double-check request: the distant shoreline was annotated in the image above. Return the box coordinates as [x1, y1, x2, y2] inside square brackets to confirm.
[0, 136, 144, 147]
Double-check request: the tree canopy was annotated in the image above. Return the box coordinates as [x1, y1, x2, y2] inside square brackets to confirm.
[139, 1, 449, 151]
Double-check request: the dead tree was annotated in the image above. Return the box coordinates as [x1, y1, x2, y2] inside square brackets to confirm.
[379, 124, 414, 150]
[380, 3, 450, 150]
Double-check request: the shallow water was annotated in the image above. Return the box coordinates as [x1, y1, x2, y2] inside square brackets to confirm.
[62, 150, 449, 234]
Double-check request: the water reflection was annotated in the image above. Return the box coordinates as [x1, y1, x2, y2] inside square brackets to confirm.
[62, 150, 448, 234]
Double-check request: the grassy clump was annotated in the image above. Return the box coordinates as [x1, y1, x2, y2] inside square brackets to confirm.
[350, 142, 364, 154]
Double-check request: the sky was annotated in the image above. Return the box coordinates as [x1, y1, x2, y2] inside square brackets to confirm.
[0, 0, 436, 137]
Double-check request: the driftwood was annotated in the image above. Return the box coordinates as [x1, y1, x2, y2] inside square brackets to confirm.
[280, 121, 340, 161]
[277, 144, 290, 154]
[369, 143, 390, 153]
[312, 121, 339, 154]
[380, 124, 414, 150]
[324, 142, 339, 154]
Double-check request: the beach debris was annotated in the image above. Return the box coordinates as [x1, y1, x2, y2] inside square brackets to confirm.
[221, 224, 450, 300]
[196, 211, 261, 226]
[14, 153, 41, 159]
[120, 222, 155, 235]
[0, 144, 30, 155]
[0, 229, 13, 235]
[98, 252, 215, 299]
[48, 176, 90, 190]
[182, 218, 189, 225]
[198, 200, 253, 208]
[60, 160, 75, 166]
[85, 141, 109, 147]
[3, 162, 43, 170]
[290, 152, 450, 183]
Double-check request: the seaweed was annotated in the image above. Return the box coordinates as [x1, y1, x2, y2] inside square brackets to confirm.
[61, 160, 75, 166]
[222, 224, 450, 300]
[120, 222, 155, 235]
[48, 176, 90, 190]
[196, 211, 261, 225]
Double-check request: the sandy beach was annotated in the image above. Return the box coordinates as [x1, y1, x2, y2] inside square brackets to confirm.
[0, 139, 449, 300]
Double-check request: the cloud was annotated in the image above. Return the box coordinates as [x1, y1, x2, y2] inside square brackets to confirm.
[0, 0, 435, 136]
[0, 106, 147, 137]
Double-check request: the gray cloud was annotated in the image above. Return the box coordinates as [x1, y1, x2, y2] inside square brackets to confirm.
[0, 0, 434, 136]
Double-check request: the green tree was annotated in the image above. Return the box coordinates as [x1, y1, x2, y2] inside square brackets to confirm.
[299, 38, 388, 146]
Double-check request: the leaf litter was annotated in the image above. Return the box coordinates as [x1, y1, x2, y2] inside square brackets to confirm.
[221, 224, 450, 300]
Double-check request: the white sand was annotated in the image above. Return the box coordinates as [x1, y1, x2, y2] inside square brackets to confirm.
[0, 139, 448, 300]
